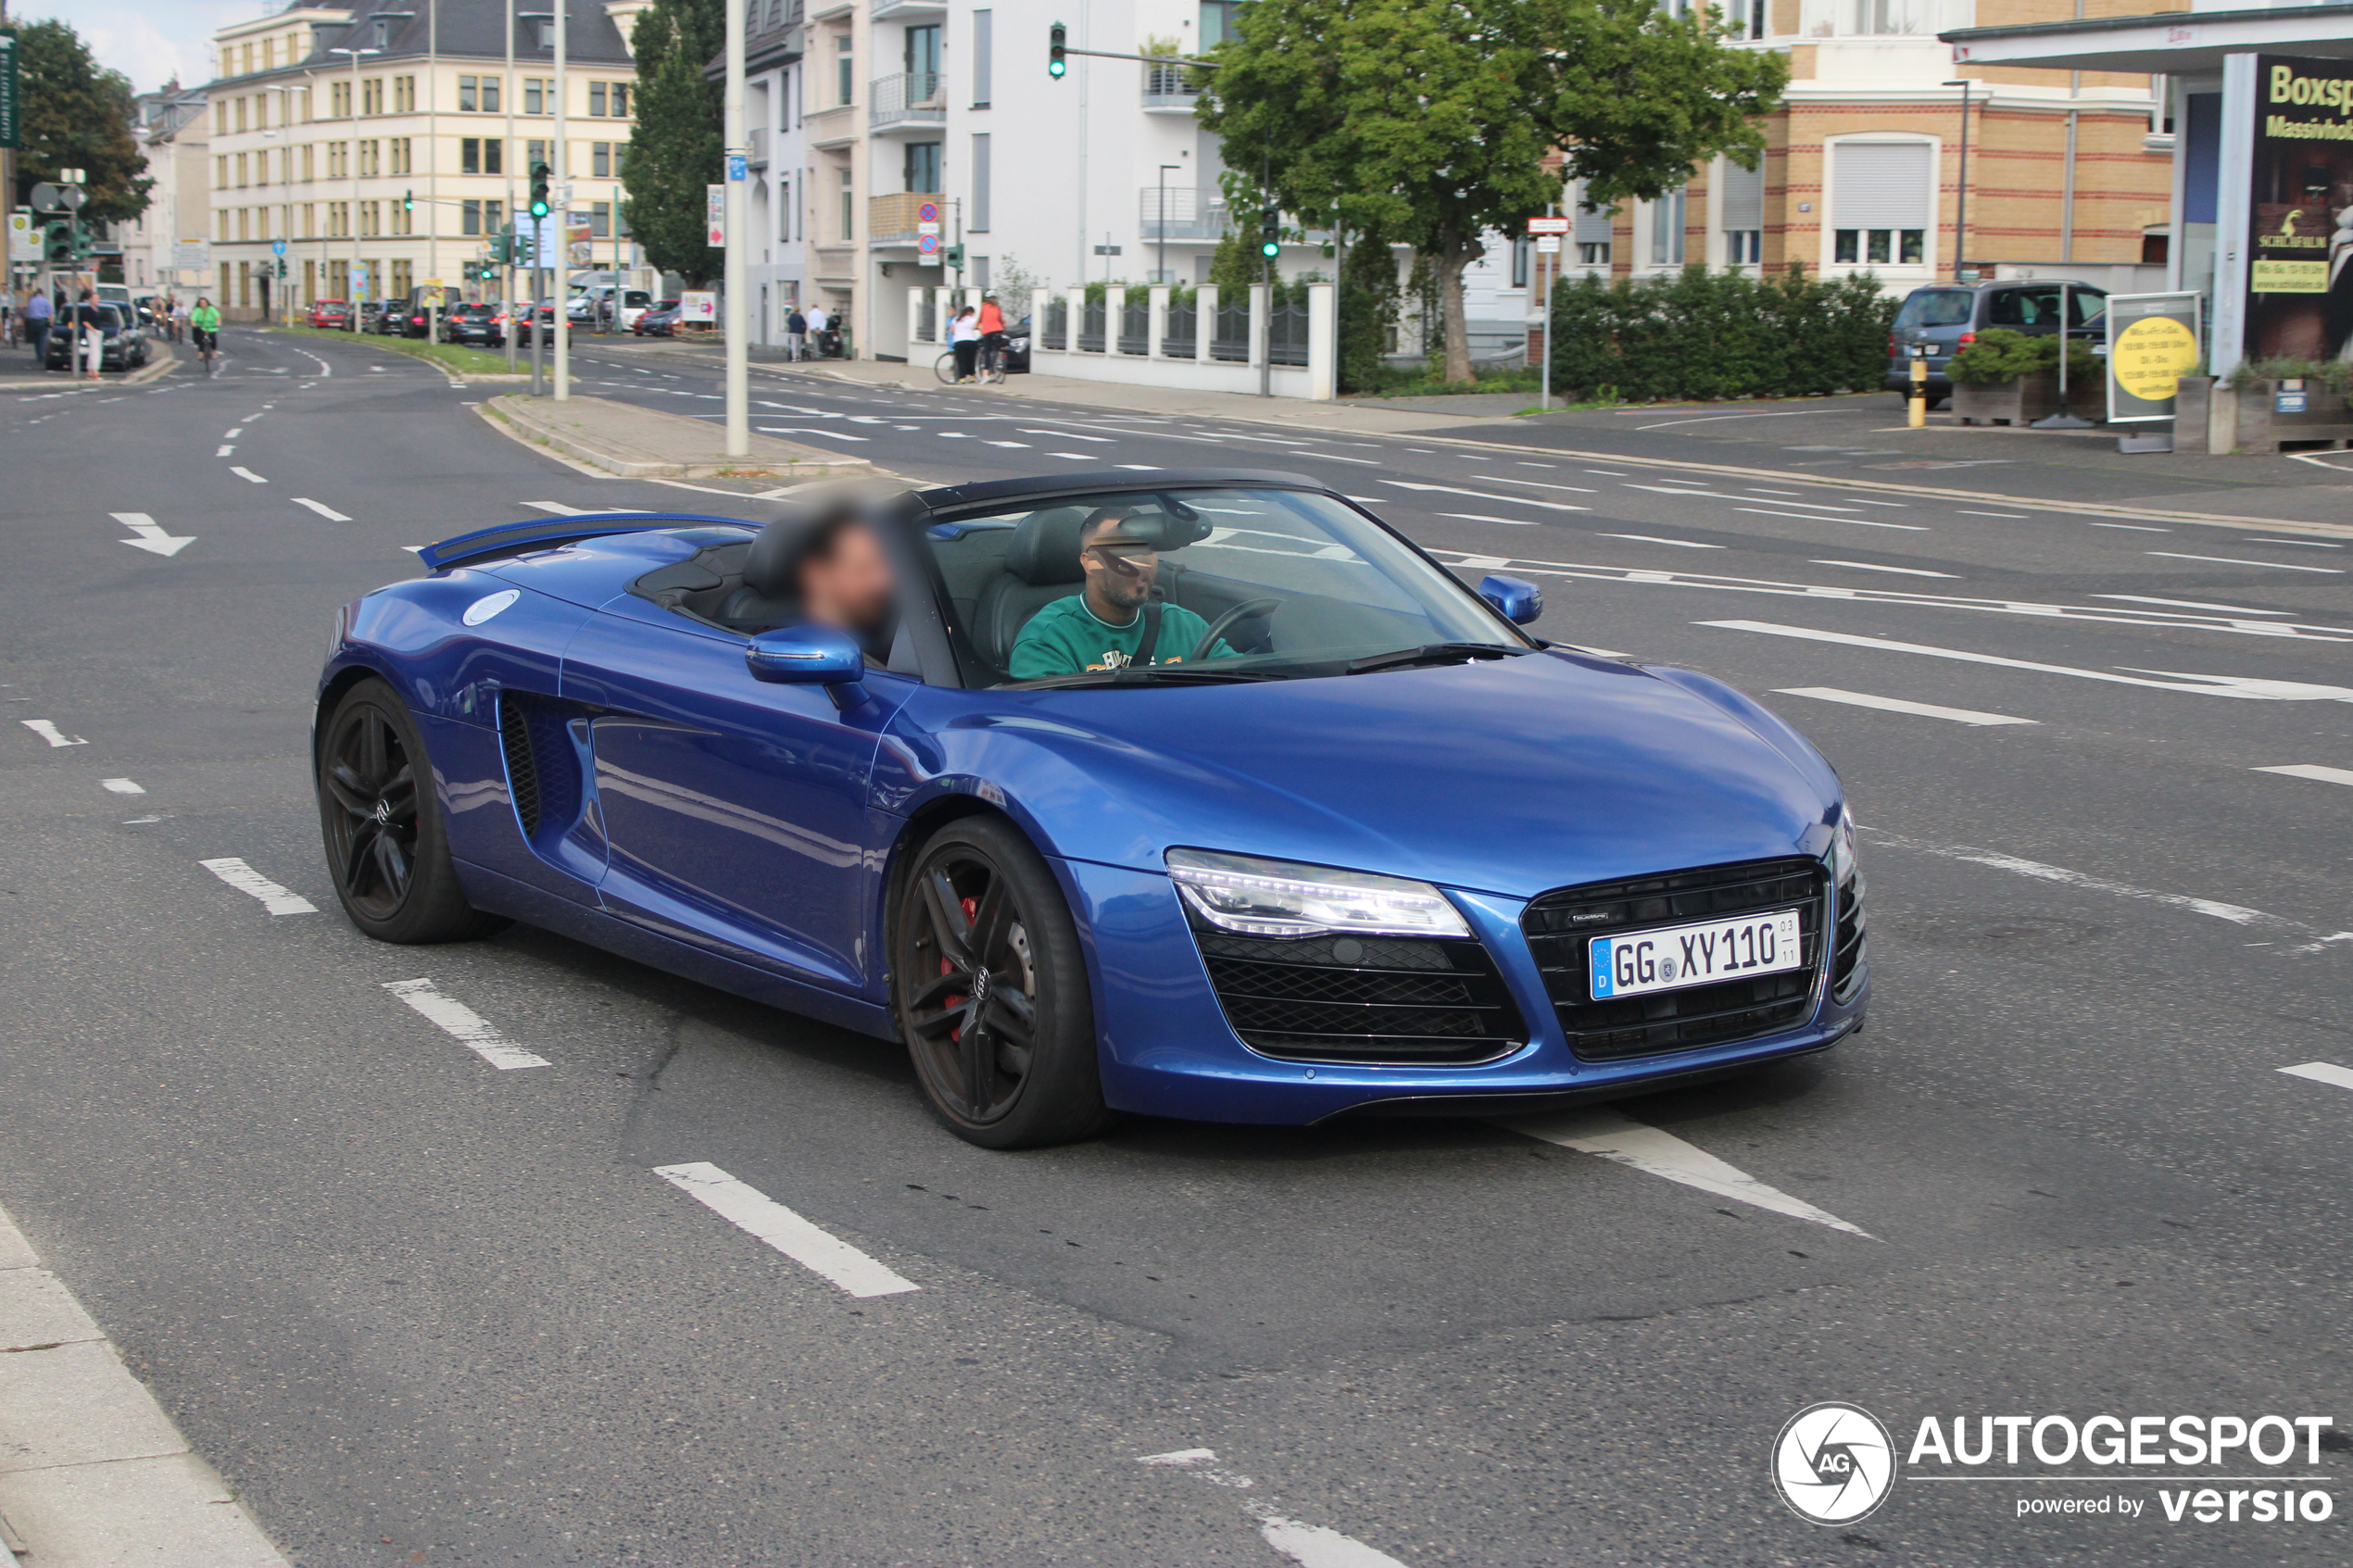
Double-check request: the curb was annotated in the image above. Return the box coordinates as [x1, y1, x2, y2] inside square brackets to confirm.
[255, 326, 508, 388]
[0, 1199, 290, 1566]
[482, 395, 875, 482]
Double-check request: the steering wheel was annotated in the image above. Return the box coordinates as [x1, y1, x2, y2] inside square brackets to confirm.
[1188, 598, 1282, 663]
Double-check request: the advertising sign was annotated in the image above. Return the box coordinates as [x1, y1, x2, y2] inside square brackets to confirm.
[0, 30, 19, 152]
[170, 238, 210, 274]
[2243, 56, 2353, 365]
[2104, 292, 2203, 423]
[706, 184, 725, 247]
[6, 211, 33, 262]
[679, 291, 716, 324]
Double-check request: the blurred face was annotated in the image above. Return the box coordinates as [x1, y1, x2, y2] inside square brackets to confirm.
[1079, 511, 1160, 619]
[798, 521, 894, 635]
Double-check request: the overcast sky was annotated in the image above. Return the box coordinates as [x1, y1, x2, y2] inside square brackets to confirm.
[19, 1, 280, 94]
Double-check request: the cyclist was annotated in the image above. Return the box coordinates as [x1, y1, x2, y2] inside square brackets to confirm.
[975, 294, 1009, 383]
[190, 296, 221, 373]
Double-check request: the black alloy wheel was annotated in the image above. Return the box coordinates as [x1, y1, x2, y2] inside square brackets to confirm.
[317, 679, 506, 944]
[894, 817, 1111, 1148]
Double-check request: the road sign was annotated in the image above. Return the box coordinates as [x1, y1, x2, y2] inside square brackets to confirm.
[917, 220, 940, 237]
[170, 238, 210, 273]
[272, 238, 287, 257]
[6, 212, 32, 262]
[1526, 216, 1570, 234]
[726, 152, 748, 182]
[1535, 235, 1560, 254]
[706, 183, 724, 247]
[917, 233, 940, 256]
[918, 201, 940, 224]
[0, 31, 19, 153]
[29, 182, 62, 214]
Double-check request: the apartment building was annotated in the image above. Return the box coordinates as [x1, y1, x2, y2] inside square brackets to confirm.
[121, 83, 212, 293]
[205, 0, 650, 321]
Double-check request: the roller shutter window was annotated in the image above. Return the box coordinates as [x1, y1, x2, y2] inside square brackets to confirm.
[1649, 186, 1686, 267]
[1831, 141, 1931, 268]
[1719, 160, 1764, 266]
[1572, 187, 1613, 267]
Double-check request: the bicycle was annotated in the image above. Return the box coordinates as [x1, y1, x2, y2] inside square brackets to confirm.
[934, 337, 1006, 386]
[195, 329, 217, 373]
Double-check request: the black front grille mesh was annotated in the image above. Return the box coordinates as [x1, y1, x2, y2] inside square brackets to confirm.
[1522, 858, 1827, 1061]
[497, 694, 542, 836]
[1831, 867, 1867, 1003]
[1191, 928, 1525, 1065]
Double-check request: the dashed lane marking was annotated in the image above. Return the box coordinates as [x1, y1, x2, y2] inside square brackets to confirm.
[1438, 513, 1539, 527]
[215, 445, 234, 457]
[521, 501, 588, 515]
[2281, 1062, 2353, 1092]
[1812, 559, 1956, 579]
[2254, 763, 2353, 788]
[2091, 521, 2169, 533]
[653, 1162, 918, 1298]
[2148, 551, 2342, 574]
[1501, 1108, 1877, 1238]
[1600, 533, 1722, 550]
[20, 720, 85, 748]
[1380, 480, 1586, 513]
[2096, 594, 2288, 615]
[1737, 507, 1929, 531]
[1022, 428, 1115, 442]
[381, 979, 550, 1070]
[1774, 686, 2037, 726]
[102, 778, 144, 794]
[1138, 1449, 1416, 1568]
[223, 428, 243, 439]
[293, 498, 352, 521]
[756, 426, 868, 440]
[197, 857, 317, 916]
[230, 467, 268, 484]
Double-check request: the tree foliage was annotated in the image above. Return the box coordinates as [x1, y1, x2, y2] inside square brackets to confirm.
[11, 19, 150, 225]
[621, 0, 725, 286]
[1197, 0, 1787, 381]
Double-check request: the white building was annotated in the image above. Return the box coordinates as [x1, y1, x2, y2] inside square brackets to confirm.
[122, 84, 211, 294]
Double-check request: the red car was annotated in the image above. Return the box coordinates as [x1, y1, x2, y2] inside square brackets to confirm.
[308, 300, 353, 329]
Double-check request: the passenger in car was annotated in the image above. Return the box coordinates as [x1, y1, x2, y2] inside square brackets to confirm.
[791, 508, 899, 657]
[1007, 507, 1230, 679]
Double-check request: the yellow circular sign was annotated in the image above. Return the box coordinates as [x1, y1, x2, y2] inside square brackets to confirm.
[2113, 316, 2199, 404]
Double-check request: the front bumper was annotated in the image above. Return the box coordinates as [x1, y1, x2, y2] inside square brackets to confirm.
[1059, 859, 1866, 1125]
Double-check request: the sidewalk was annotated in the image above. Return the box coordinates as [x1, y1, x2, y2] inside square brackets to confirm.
[484, 393, 877, 481]
[0, 341, 177, 395]
[0, 1199, 287, 1567]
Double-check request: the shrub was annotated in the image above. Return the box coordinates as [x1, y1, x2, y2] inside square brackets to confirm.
[2221, 356, 2351, 392]
[1547, 263, 1897, 402]
[1946, 327, 2097, 386]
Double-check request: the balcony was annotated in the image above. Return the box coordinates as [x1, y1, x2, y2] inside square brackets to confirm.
[1138, 186, 1229, 243]
[748, 127, 769, 169]
[870, 190, 944, 245]
[870, 0, 946, 18]
[870, 71, 945, 131]
[1141, 61, 1202, 112]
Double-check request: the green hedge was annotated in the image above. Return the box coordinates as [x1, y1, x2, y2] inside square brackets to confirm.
[1548, 263, 1896, 402]
[1946, 326, 2098, 386]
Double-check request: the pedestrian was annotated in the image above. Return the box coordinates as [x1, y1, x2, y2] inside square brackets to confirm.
[22, 288, 53, 370]
[190, 296, 221, 373]
[949, 306, 981, 383]
[975, 293, 1009, 383]
[74, 289, 105, 381]
[786, 306, 807, 361]
[805, 300, 829, 352]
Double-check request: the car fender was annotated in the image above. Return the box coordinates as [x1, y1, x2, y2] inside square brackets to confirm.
[1644, 665, 1842, 808]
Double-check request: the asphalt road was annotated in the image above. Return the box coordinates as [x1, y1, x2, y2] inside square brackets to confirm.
[1, 329, 2349, 1566]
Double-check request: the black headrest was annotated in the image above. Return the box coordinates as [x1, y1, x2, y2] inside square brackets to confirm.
[1003, 508, 1089, 585]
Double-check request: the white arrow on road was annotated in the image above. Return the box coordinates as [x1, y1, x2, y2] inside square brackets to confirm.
[110, 511, 195, 558]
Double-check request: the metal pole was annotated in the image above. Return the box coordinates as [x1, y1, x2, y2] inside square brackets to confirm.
[427, 0, 438, 287]
[505, 0, 518, 371]
[1540, 202, 1554, 412]
[532, 258, 543, 394]
[722, 0, 748, 455]
[553, 0, 571, 400]
[1259, 149, 1271, 399]
[1944, 79, 1972, 283]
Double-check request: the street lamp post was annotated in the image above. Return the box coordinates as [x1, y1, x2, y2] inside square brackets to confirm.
[1944, 78, 1973, 284]
[331, 45, 382, 330]
[723, 0, 748, 456]
[553, 0, 570, 401]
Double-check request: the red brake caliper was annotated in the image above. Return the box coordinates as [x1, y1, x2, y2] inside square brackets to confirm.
[941, 894, 980, 1041]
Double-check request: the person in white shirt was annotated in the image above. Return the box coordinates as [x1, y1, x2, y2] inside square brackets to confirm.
[949, 306, 981, 383]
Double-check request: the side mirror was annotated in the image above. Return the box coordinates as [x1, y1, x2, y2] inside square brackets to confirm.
[745, 625, 869, 709]
[1478, 573, 1544, 627]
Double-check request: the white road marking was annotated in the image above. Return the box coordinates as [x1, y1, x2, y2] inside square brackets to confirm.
[2248, 538, 2342, 548]
[293, 497, 352, 521]
[215, 445, 234, 457]
[521, 500, 588, 515]
[1474, 474, 1596, 494]
[1737, 507, 1928, 531]
[102, 778, 144, 794]
[2096, 594, 2288, 615]
[1583, 467, 1627, 475]
[1025, 428, 1115, 442]
[1811, 558, 1956, 578]
[1137, 1449, 1415, 1568]
[1381, 480, 1586, 512]
[2280, 1061, 2353, 1092]
[1117, 463, 1161, 470]
[381, 979, 550, 1070]
[1959, 509, 2027, 519]
[20, 720, 86, 747]
[2255, 763, 2353, 788]
[2148, 551, 2342, 574]
[1698, 620, 2353, 701]
[1599, 533, 1722, 549]
[653, 1161, 917, 1298]
[1775, 686, 2037, 726]
[1046, 451, 1097, 460]
[983, 439, 1029, 447]
[231, 466, 268, 483]
[756, 426, 868, 440]
[1438, 512, 1540, 527]
[223, 428, 243, 439]
[1502, 1109, 1876, 1238]
[935, 431, 973, 438]
[197, 857, 317, 916]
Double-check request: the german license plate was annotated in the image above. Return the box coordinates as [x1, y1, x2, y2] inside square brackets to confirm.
[1590, 909, 1804, 999]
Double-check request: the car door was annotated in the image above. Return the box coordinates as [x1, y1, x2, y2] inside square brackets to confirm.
[558, 600, 912, 993]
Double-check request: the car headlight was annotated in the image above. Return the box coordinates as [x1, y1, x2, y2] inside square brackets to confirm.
[1165, 848, 1470, 939]
[1828, 811, 1859, 885]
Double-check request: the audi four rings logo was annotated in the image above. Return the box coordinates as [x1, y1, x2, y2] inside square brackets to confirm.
[1775, 1403, 1897, 1524]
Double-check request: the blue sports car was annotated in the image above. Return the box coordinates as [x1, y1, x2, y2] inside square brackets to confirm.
[315, 471, 1867, 1147]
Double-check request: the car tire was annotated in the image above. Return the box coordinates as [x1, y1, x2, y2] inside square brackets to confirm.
[892, 816, 1114, 1148]
[317, 678, 508, 945]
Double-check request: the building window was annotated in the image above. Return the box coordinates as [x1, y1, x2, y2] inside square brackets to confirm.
[1201, 1, 1244, 47]
[971, 132, 990, 231]
[837, 36, 853, 107]
[215, 155, 227, 189]
[1829, 140, 1932, 270]
[839, 168, 853, 240]
[236, 153, 249, 188]
[331, 81, 351, 118]
[1577, 241, 1612, 266]
[590, 82, 608, 116]
[903, 141, 940, 194]
[359, 200, 380, 237]
[1649, 186, 1686, 267]
[591, 201, 612, 238]
[524, 78, 551, 115]
[391, 138, 412, 176]
[592, 142, 612, 178]
[359, 141, 380, 178]
[459, 75, 478, 112]
[611, 82, 629, 117]
[463, 138, 502, 175]
[1727, 231, 1762, 264]
[779, 176, 792, 242]
[526, 139, 549, 175]
[394, 76, 416, 113]
[362, 78, 383, 116]
[301, 203, 315, 238]
[392, 260, 413, 298]
[482, 76, 500, 115]
[463, 199, 482, 236]
[1511, 234, 1530, 288]
[1718, 157, 1765, 268]
[234, 97, 248, 133]
[484, 199, 504, 234]
[237, 208, 250, 242]
[301, 144, 314, 182]
[972, 10, 993, 107]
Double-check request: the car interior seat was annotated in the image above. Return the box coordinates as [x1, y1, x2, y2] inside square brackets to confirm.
[972, 507, 1089, 669]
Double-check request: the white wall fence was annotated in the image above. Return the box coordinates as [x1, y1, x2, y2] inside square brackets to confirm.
[904, 283, 1337, 401]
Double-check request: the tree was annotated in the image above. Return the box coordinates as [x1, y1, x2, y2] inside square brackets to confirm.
[1198, 0, 1787, 382]
[12, 19, 150, 225]
[621, 0, 725, 286]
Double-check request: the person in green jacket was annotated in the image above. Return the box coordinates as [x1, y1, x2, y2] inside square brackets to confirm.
[190, 298, 220, 372]
[1008, 507, 1234, 679]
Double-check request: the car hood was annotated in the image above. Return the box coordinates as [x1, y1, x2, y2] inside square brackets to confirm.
[927, 649, 1841, 903]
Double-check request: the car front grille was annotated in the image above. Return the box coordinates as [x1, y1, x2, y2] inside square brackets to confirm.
[1521, 858, 1827, 1061]
[1189, 927, 1526, 1065]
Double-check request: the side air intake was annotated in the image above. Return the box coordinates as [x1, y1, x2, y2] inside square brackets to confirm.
[497, 693, 542, 836]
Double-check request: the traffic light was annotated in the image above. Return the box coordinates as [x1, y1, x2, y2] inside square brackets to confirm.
[402, 189, 414, 212]
[43, 221, 73, 266]
[529, 163, 551, 220]
[276, 260, 288, 280]
[1049, 21, 1066, 77]
[1259, 207, 1281, 260]
[488, 232, 508, 265]
[944, 244, 965, 270]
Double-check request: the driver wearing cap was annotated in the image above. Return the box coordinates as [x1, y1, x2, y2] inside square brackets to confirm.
[1008, 507, 1232, 679]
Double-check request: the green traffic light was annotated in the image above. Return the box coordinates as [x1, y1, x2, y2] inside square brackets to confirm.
[530, 199, 549, 219]
[1260, 241, 1280, 258]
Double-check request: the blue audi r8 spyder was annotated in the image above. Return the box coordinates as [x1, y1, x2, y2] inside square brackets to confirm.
[315, 471, 1866, 1147]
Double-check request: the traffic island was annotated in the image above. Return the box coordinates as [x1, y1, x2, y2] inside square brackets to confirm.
[484, 394, 876, 481]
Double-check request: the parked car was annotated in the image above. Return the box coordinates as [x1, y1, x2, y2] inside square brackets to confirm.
[442, 303, 508, 347]
[513, 302, 558, 346]
[569, 287, 653, 331]
[315, 474, 1868, 1148]
[360, 302, 400, 334]
[632, 299, 683, 337]
[308, 299, 353, 329]
[44, 302, 147, 371]
[1885, 282, 2109, 404]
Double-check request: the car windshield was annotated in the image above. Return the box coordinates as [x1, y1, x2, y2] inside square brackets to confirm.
[922, 485, 1530, 688]
[1895, 290, 1972, 330]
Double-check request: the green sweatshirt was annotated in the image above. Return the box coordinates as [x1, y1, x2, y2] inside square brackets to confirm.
[1008, 596, 1231, 679]
[191, 306, 220, 332]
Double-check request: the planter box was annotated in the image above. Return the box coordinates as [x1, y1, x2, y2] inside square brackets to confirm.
[1952, 370, 2103, 426]
[2208, 378, 2353, 455]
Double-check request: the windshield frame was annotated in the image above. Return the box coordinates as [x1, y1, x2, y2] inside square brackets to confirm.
[895, 473, 1539, 691]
